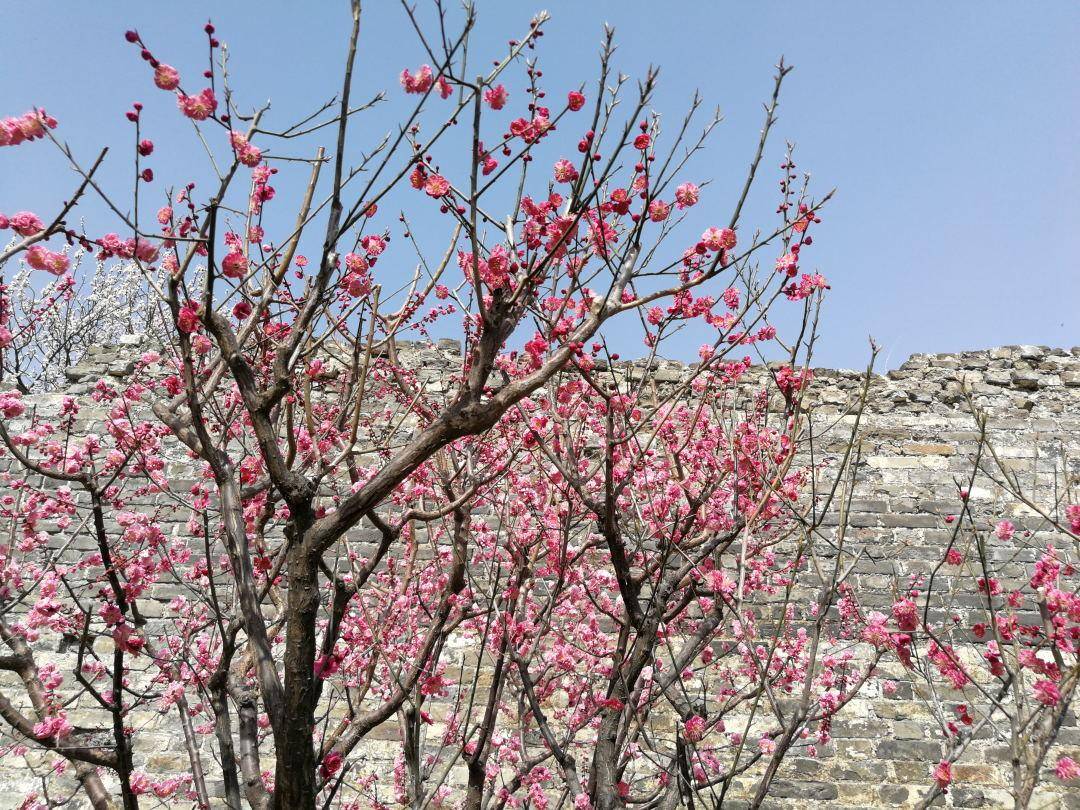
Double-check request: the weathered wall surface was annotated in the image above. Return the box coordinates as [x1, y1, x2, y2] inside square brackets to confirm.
[1, 341, 1078, 808]
[601, 344, 1080, 809]
[770, 345, 1080, 809]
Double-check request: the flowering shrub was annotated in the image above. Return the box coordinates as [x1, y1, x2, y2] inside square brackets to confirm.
[0, 249, 166, 391]
[0, 5, 871, 810]
[860, 406, 1080, 807]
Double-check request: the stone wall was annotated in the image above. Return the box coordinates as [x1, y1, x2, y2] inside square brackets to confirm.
[1, 340, 1078, 808]
[770, 345, 1080, 809]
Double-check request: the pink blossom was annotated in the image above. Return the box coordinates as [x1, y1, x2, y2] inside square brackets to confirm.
[674, 183, 699, 209]
[400, 65, 434, 94]
[784, 272, 829, 302]
[32, 714, 72, 740]
[134, 238, 159, 264]
[25, 245, 69, 275]
[775, 251, 798, 276]
[1055, 757, 1080, 781]
[553, 159, 579, 184]
[648, 199, 670, 222]
[567, 91, 586, 111]
[0, 109, 57, 147]
[861, 611, 891, 648]
[129, 772, 150, 796]
[360, 234, 385, 256]
[153, 63, 180, 90]
[1067, 504, 1080, 534]
[221, 251, 248, 279]
[701, 227, 737, 251]
[509, 112, 552, 143]
[424, 174, 450, 198]
[151, 777, 182, 799]
[684, 715, 705, 742]
[313, 652, 340, 679]
[1034, 678, 1061, 706]
[484, 84, 508, 110]
[98, 232, 132, 259]
[891, 598, 919, 632]
[177, 88, 218, 121]
[113, 624, 144, 654]
[229, 131, 263, 167]
[0, 392, 25, 418]
[319, 751, 343, 779]
[994, 519, 1015, 541]
[608, 188, 631, 215]
[706, 569, 735, 596]
[928, 641, 969, 689]
[4, 211, 45, 236]
[177, 301, 200, 333]
[933, 760, 952, 791]
[344, 253, 369, 272]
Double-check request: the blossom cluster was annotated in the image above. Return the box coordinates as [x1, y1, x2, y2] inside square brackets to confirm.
[0, 109, 57, 147]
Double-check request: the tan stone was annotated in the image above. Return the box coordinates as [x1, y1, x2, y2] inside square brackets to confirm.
[903, 442, 956, 455]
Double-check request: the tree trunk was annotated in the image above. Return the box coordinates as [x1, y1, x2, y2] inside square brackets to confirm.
[464, 760, 486, 810]
[591, 710, 624, 810]
[272, 536, 320, 810]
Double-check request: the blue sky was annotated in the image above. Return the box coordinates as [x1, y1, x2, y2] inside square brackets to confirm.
[3, 2, 1077, 370]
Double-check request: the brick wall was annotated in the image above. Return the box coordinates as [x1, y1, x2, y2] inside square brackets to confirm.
[0, 341, 1077, 808]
